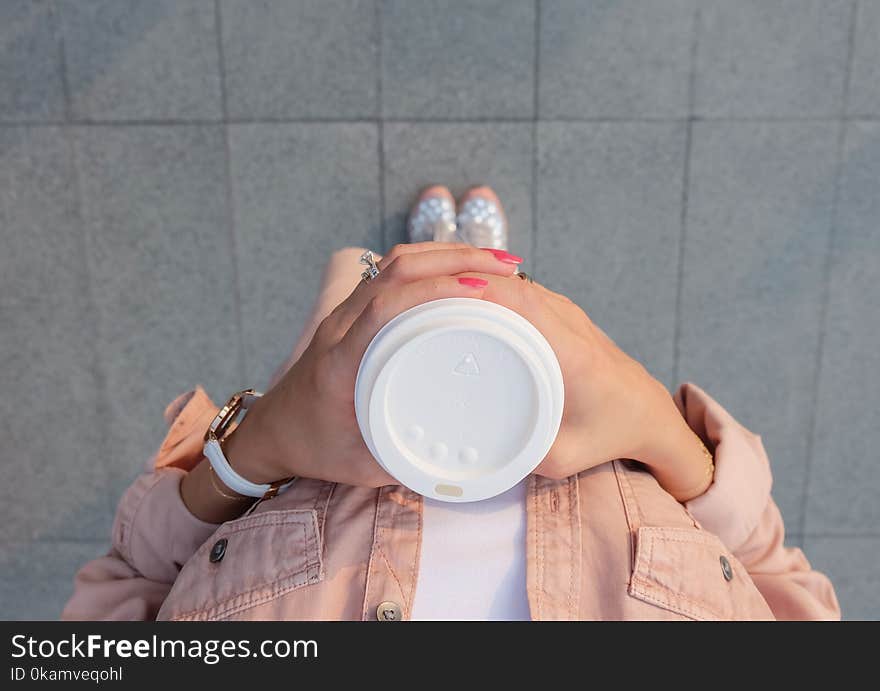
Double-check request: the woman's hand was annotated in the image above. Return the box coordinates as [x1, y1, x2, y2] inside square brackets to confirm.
[473, 275, 713, 501]
[223, 243, 522, 488]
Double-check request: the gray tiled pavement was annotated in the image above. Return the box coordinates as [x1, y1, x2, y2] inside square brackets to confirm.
[0, 1, 877, 620]
[849, 0, 880, 117]
[60, 0, 224, 121]
[679, 121, 839, 530]
[539, 0, 694, 118]
[0, 1, 66, 121]
[806, 122, 880, 536]
[382, 0, 535, 118]
[694, 0, 853, 118]
[72, 125, 245, 499]
[230, 122, 382, 385]
[223, 0, 378, 119]
[536, 121, 686, 387]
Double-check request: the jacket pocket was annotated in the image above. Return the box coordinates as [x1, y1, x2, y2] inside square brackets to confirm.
[158, 509, 324, 621]
[628, 526, 773, 620]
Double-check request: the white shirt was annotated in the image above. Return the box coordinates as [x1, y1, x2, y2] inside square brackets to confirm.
[410, 479, 530, 621]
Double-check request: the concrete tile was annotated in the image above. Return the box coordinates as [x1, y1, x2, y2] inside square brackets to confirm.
[680, 122, 838, 529]
[694, 0, 851, 117]
[806, 122, 880, 533]
[59, 0, 222, 121]
[803, 537, 880, 620]
[0, 0, 66, 121]
[536, 122, 686, 386]
[0, 127, 110, 541]
[72, 126, 243, 499]
[382, 0, 534, 118]
[221, 0, 378, 119]
[0, 540, 108, 620]
[539, 0, 695, 119]
[383, 122, 533, 260]
[847, 0, 880, 116]
[229, 123, 381, 386]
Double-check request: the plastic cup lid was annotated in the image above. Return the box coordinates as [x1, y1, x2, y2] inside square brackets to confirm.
[355, 298, 564, 502]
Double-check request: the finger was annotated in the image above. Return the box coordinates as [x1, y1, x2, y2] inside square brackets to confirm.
[381, 246, 520, 281]
[334, 274, 491, 369]
[478, 273, 542, 317]
[376, 241, 474, 270]
[331, 246, 521, 329]
[327, 242, 470, 318]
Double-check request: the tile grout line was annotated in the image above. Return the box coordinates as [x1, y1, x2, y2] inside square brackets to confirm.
[530, 0, 540, 272]
[672, 5, 701, 389]
[49, 0, 72, 122]
[798, 0, 860, 537]
[376, 0, 387, 251]
[214, 0, 247, 385]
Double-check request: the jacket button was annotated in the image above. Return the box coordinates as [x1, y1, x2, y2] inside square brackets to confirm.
[719, 555, 734, 581]
[376, 601, 402, 621]
[209, 538, 228, 563]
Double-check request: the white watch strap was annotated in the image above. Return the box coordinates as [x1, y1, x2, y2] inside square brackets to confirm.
[203, 392, 295, 498]
[204, 438, 278, 498]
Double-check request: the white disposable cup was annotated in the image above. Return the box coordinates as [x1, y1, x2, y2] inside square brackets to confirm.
[355, 298, 564, 502]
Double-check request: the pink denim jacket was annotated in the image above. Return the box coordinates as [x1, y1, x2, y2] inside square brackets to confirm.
[63, 382, 839, 621]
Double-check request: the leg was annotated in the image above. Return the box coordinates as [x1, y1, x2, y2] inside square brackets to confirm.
[268, 247, 377, 388]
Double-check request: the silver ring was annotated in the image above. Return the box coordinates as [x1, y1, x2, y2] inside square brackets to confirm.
[516, 270, 534, 283]
[359, 250, 380, 283]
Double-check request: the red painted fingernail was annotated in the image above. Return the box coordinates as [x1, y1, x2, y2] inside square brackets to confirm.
[458, 277, 489, 288]
[479, 247, 523, 264]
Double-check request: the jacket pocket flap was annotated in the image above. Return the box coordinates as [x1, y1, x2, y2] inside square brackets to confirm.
[159, 509, 323, 621]
[628, 526, 772, 620]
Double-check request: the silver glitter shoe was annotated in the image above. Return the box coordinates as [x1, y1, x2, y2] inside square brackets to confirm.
[407, 186, 457, 244]
[456, 186, 508, 251]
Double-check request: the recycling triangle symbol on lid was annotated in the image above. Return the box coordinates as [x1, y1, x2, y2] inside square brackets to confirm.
[454, 352, 480, 376]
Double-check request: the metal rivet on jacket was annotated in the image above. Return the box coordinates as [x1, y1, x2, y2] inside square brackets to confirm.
[209, 538, 227, 563]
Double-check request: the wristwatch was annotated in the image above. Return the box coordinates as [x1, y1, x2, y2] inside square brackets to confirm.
[203, 389, 295, 499]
